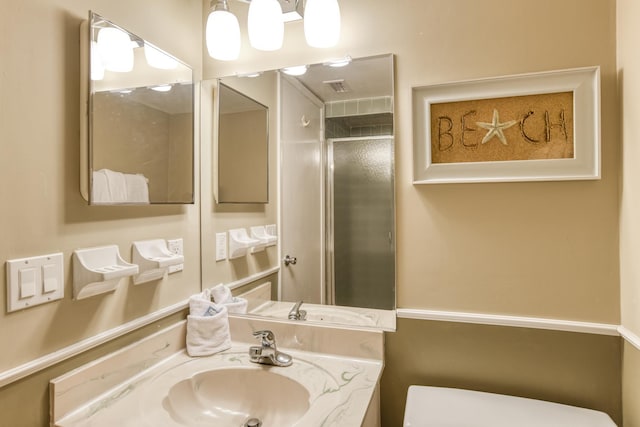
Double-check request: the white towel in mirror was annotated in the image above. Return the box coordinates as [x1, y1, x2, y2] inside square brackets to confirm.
[91, 169, 149, 204]
[125, 173, 149, 204]
[91, 170, 111, 203]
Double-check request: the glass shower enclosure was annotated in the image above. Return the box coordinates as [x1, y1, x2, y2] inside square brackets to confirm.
[327, 136, 395, 310]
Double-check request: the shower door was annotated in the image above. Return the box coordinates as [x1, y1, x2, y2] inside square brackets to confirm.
[328, 136, 395, 310]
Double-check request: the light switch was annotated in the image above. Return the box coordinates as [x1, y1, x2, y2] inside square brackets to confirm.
[6, 252, 64, 312]
[216, 233, 227, 261]
[42, 264, 58, 293]
[19, 268, 37, 299]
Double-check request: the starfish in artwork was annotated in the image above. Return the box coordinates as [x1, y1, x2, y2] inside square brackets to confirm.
[475, 109, 518, 145]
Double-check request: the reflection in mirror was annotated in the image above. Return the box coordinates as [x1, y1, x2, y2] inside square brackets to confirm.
[213, 55, 396, 330]
[216, 82, 269, 203]
[80, 11, 194, 205]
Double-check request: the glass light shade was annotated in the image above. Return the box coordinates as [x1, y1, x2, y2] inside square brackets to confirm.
[206, 8, 241, 61]
[150, 84, 173, 92]
[248, 0, 284, 51]
[90, 41, 105, 80]
[304, 0, 341, 48]
[97, 27, 134, 72]
[282, 65, 308, 76]
[144, 44, 179, 69]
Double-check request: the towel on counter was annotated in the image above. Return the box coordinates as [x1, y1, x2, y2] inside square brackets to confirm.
[186, 292, 231, 357]
[210, 283, 248, 314]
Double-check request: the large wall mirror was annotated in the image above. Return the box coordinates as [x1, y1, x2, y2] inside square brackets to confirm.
[80, 12, 194, 205]
[209, 54, 396, 330]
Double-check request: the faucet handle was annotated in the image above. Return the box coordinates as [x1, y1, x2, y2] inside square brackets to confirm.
[253, 330, 276, 348]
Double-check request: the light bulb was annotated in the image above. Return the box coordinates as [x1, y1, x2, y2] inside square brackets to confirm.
[248, 0, 284, 51]
[304, 0, 341, 48]
[97, 27, 134, 72]
[206, 1, 241, 61]
[90, 41, 105, 80]
[144, 44, 179, 69]
[282, 65, 308, 76]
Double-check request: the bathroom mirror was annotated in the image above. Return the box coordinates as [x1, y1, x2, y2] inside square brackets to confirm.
[216, 82, 269, 203]
[80, 11, 194, 205]
[208, 54, 396, 330]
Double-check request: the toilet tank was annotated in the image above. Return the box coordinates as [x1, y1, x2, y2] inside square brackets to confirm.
[403, 386, 617, 427]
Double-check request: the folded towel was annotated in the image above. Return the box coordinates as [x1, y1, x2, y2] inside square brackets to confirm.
[186, 305, 231, 357]
[91, 170, 111, 203]
[124, 173, 149, 204]
[210, 284, 248, 314]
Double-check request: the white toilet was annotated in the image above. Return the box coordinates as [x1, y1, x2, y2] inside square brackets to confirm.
[403, 385, 617, 427]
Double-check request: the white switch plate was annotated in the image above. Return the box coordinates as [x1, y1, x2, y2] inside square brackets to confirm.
[215, 233, 227, 261]
[6, 252, 64, 313]
[166, 238, 183, 255]
[166, 239, 184, 273]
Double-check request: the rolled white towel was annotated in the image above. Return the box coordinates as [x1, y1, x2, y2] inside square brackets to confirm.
[224, 297, 248, 314]
[210, 283, 233, 304]
[186, 305, 231, 357]
[189, 293, 214, 317]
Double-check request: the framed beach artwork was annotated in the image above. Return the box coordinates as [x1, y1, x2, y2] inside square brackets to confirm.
[412, 66, 600, 184]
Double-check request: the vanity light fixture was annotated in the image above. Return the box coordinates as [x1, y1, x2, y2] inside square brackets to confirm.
[236, 71, 264, 78]
[90, 41, 105, 80]
[248, 0, 284, 51]
[97, 27, 134, 72]
[150, 84, 173, 92]
[325, 55, 352, 68]
[281, 65, 308, 76]
[206, 0, 241, 61]
[304, 0, 341, 48]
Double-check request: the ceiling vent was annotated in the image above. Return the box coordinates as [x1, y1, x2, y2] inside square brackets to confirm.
[323, 79, 351, 93]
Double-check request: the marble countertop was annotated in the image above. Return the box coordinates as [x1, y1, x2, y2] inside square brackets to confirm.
[51, 317, 384, 427]
[250, 300, 396, 331]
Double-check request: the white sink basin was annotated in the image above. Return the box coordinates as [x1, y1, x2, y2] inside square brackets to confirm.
[163, 367, 310, 426]
[137, 351, 352, 427]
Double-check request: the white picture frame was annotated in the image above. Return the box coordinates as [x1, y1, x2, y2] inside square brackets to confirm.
[412, 66, 601, 184]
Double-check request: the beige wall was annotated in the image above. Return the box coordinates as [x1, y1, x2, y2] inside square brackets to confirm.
[0, 0, 203, 372]
[202, 0, 621, 423]
[623, 342, 640, 426]
[618, 0, 640, 425]
[0, 0, 628, 425]
[200, 68, 279, 288]
[382, 318, 622, 426]
[205, 0, 619, 322]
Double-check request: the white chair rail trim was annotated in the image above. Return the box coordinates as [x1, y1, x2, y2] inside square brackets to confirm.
[396, 308, 620, 336]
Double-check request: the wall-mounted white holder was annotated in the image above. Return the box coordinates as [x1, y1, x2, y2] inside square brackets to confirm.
[72, 245, 139, 300]
[131, 239, 184, 285]
[250, 226, 278, 253]
[228, 228, 260, 259]
[265, 224, 278, 247]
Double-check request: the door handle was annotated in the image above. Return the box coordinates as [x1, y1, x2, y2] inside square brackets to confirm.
[284, 255, 297, 266]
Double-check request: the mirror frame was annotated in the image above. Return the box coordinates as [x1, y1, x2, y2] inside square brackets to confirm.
[215, 81, 270, 204]
[80, 11, 195, 205]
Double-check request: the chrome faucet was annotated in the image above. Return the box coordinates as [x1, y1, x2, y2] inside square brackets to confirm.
[249, 330, 292, 367]
[288, 301, 307, 321]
